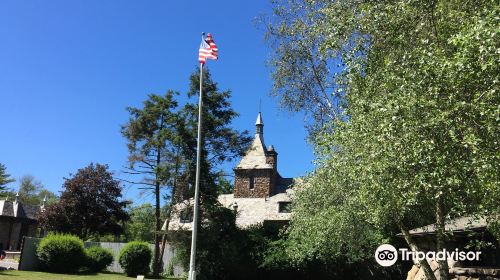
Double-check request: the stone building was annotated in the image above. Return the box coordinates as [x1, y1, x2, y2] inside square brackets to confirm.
[0, 194, 42, 251]
[403, 216, 500, 280]
[168, 112, 296, 230]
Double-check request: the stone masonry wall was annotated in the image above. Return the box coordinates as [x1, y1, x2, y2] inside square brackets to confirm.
[234, 169, 272, 198]
[265, 152, 277, 194]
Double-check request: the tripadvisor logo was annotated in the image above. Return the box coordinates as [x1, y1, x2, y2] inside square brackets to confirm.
[375, 244, 398, 267]
[374, 244, 482, 267]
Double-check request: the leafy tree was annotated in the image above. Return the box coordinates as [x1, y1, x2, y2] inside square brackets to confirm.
[17, 175, 57, 205]
[0, 163, 15, 191]
[125, 203, 156, 242]
[266, 0, 499, 279]
[38, 163, 129, 239]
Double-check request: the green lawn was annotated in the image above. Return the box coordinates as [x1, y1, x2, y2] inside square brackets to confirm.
[0, 270, 184, 280]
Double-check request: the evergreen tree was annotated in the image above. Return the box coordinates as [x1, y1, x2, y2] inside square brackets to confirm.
[0, 163, 15, 192]
[121, 90, 182, 277]
[180, 68, 252, 203]
[122, 68, 251, 277]
[170, 68, 252, 279]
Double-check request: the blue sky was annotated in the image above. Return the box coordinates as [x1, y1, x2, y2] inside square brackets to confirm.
[0, 1, 314, 204]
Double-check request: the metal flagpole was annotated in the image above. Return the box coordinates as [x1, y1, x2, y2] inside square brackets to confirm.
[188, 34, 204, 280]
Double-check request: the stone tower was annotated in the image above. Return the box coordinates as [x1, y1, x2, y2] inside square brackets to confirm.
[233, 112, 283, 198]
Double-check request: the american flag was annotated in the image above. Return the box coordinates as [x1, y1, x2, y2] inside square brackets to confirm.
[198, 33, 218, 64]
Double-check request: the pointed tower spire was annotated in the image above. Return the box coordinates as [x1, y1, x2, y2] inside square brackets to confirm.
[255, 112, 264, 135]
[41, 195, 47, 211]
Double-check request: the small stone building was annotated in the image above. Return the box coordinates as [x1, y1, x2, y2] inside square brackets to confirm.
[168, 112, 296, 230]
[0, 195, 41, 251]
[403, 217, 500, 280]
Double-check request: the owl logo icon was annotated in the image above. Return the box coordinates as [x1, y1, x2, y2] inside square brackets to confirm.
[375, 244, 398, 266]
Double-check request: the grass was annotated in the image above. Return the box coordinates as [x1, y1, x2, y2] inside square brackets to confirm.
[0, 270, 185, 280]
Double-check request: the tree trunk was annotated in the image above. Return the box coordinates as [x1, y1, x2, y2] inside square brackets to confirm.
[436, 197, 450, 280]
[158, 156, 179, 274]
[153, 150, 162, 278]
[152, 181, 161, 277]
[398, 221, 438, 280]
[158, 215, 171, 273]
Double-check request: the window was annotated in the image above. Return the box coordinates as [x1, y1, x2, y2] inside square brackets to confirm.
[249, 175, 254, 189]
[180, 208, 193, 223]
[278, 202, 292, 213]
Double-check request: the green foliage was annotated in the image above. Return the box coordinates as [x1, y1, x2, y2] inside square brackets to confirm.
[180, 68, 252, 202]
[85, 246, 114, 272]
[266, 0, 499, 277]
[122, 68, 251, 276]
[216, 175, 234, 195]
[124, 203, 155, 242]
[38, 163, 129, 239]
[121, 91, 182, 276]
[36, 233, 86, 273]
[17, 175, 58, 206]
[167, 68, 253, 278]
[118, 241, 152, 277]
[165, 260, 175, 276]
[0, 163, 15, 191]
[172, 211, 303, 280]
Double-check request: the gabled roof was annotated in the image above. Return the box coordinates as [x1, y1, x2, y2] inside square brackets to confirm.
[0, 200, 40, 221]
[235, 112, 273, 170]
[399, 216, 487, 237]
[166, 188, 294, 231]
[235, 134, 272, 169]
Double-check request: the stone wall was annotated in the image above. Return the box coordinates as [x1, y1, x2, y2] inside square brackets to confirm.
[234, 169, 272, 198]
[265, 151, 277, 171]
[265, 152, 278, 194]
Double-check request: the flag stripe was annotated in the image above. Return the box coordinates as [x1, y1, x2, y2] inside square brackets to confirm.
[198, 33, 218, 64]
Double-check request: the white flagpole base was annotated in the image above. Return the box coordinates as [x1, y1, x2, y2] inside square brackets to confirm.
[188, 270, 196, 280]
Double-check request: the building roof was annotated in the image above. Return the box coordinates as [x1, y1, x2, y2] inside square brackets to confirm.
[235, 112, 273, 170]
[235, 135, 273, 169]
[165, 111, 300, 231]
[0, 200, 40, 221]
[255, 112, 263, 126]
[401, 216, 487, 237]
[274, 177, 294, 194]
[167, 187, 294, 231]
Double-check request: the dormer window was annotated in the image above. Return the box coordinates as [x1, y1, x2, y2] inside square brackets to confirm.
[180, 208, 193, 223]
[278, 202, 292, 213]
[249, 174, 254, 189]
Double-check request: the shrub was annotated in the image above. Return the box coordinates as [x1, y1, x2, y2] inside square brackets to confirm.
[36, 233, 86, 273]
[85, 246, 114, 272]
[118, 241, 152, 276]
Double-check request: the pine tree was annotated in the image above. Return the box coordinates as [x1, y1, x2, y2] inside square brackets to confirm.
[0, 163, 15, 192]
[122, 68, 251, 277]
